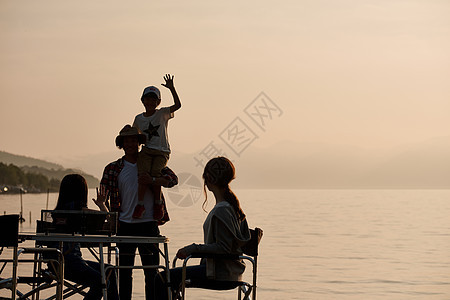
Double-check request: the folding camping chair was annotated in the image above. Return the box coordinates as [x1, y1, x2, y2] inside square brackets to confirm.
[0, 214, 64, 300]
[38, 210, 120, 299]
[173, 227, 263, 300]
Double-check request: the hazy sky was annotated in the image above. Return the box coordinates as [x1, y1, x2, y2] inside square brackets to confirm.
[1, 1, 449, 169]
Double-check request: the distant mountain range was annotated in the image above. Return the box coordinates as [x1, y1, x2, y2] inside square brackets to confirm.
[0, 151, 99, 188]
[2, 135, 450, 189]
[168, 136, 450, 189]
[0, 151, 63, 170]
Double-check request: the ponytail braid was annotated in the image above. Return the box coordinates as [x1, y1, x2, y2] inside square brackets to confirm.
[224, 185, 246, 221]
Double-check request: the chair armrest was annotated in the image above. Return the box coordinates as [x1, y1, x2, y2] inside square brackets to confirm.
[19, 247, 62, 254]
[188, 253, 240, 260]
[172, 252, 242, 268]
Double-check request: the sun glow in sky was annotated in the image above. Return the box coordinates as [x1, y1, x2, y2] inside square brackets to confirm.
[1, 1, 449, 174]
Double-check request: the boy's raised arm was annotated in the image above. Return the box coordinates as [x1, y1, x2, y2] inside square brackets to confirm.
[162, 74, 181, 113]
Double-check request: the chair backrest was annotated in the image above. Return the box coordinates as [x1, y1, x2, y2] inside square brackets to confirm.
[0, 214, 19, 247]
[40, 210, 117, 235]
[242, 227, 263, 257]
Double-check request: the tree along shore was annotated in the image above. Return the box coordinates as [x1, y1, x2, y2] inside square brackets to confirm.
[0, 162, 60, 193]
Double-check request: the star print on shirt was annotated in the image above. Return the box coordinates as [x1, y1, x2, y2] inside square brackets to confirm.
[144, 122, 160, 141]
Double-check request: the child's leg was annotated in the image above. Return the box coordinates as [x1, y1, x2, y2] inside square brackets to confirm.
[137, 149, 154, 202]
[134, 149, 154, 219]
[149, 155, 169, 200]
[150, 154, 169, 220]
[138, 181, 147, 203]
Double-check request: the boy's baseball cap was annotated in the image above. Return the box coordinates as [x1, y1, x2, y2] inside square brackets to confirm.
[141, 86, 161, 100]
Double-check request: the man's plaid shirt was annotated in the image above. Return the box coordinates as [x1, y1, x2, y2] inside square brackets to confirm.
[100, 156, 178, 225]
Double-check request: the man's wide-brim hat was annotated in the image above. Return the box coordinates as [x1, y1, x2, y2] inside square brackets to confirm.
[115, 125, 147, 147]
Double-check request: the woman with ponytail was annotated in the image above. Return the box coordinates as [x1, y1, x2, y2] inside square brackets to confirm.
[155, 157, 251, 298]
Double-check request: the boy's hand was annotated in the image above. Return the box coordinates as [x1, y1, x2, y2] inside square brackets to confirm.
[164, 73, 181, 112]
[161, 74, 175, 90]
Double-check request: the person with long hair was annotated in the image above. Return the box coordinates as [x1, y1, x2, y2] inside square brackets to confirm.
[53, 174, 119, 300]
[155, 157, 251, 298]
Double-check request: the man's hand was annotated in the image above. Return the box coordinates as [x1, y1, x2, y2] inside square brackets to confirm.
[161, 74, 175, 90]
[139, 172, 170, 187]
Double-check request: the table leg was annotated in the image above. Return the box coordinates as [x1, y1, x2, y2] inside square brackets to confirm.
[11, 246, 18, 300]
[164, 242, 172, 300]
[99, 242, 107, 300]
[57, 241, 63, 300]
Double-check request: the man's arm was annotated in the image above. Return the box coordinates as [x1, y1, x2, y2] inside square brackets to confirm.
[99, 161, 121, 210]
[161, 74, 181, 113]
[99, 165, 111, 208]
[139, 167, 178, 188]
[161, 166, 178, 187]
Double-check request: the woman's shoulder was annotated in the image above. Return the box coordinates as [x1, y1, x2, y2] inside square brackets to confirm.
[211, 202, 236, 222]
[212, 201, 233, 213]
[211, 202, 251, 242]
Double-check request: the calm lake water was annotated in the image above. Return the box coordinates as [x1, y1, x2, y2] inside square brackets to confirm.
[1, 189, 449, 299]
